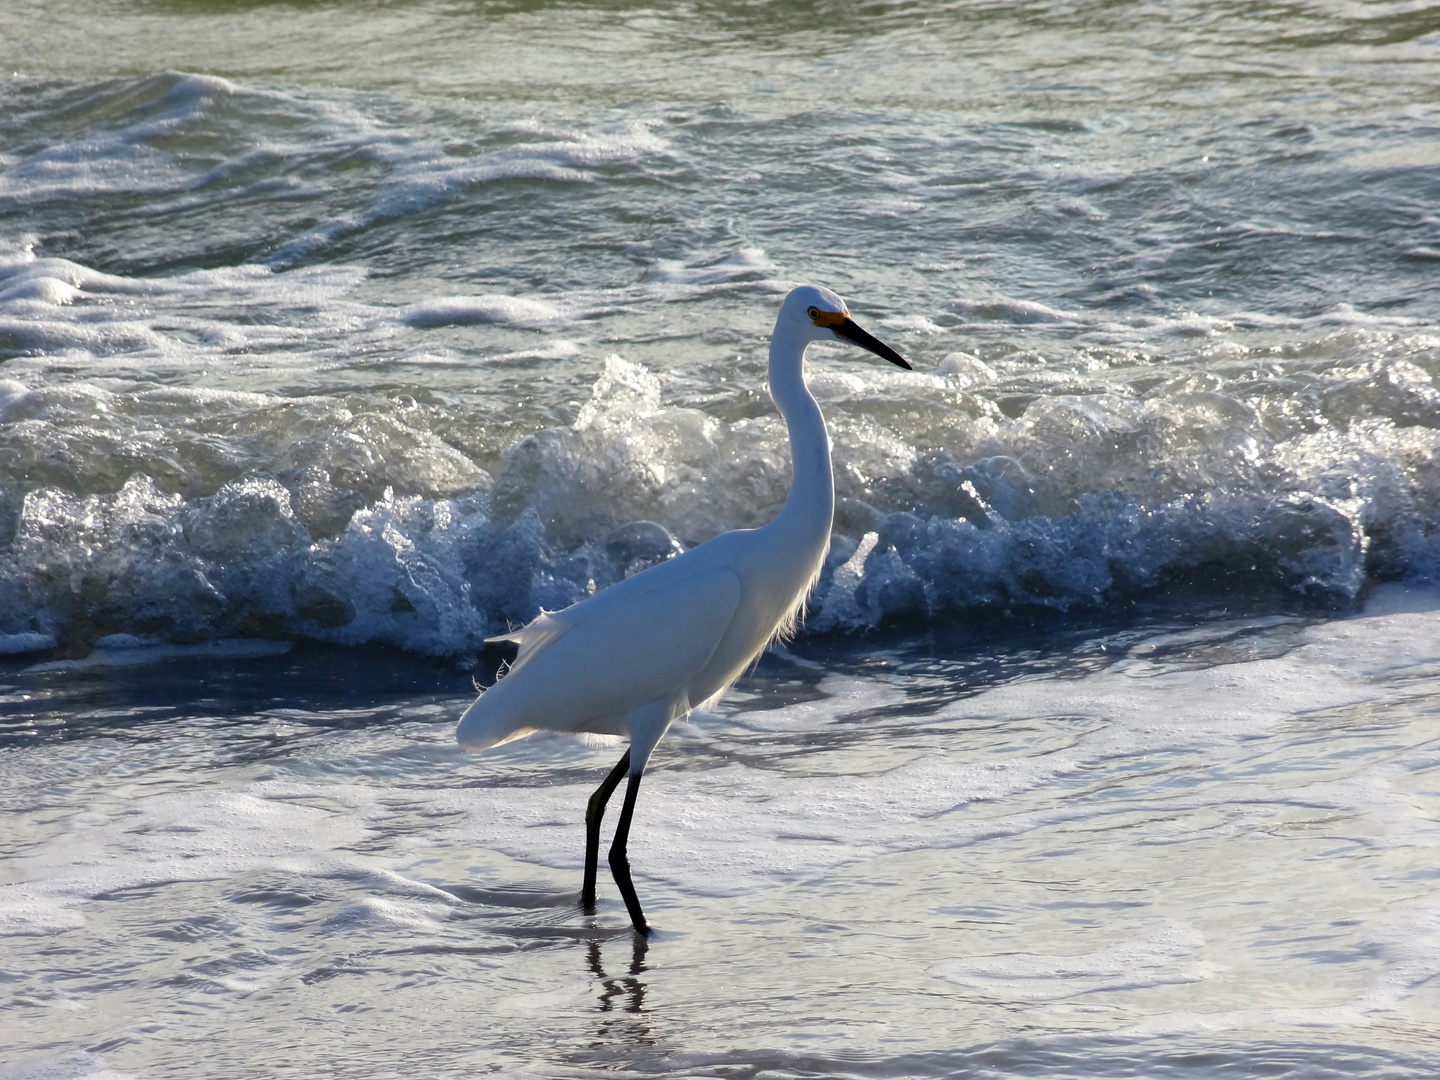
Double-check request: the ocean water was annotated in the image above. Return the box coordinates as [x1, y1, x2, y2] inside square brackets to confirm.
[3, 1, 1440, 1076]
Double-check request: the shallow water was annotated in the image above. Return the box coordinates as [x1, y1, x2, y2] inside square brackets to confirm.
[4, 1, 1440, 1076]
[4, 587, 1440, 1078]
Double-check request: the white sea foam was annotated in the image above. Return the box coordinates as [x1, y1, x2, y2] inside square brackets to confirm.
[489, 340, 585, 362]
[0, 249, 368, 387]
[640, 246, 776, 288]
[0, 74, 237, 209]
[400, 294, 570, 329]
[2, 337, 1439, 655]
[264, 120, 666, 268]
[952, 297, 1083, 326]
[0, 1052, 136, 1080]
[879, 313, 946, 335]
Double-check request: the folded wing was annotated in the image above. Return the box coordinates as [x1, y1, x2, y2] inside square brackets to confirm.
[456, 564, 744, 752]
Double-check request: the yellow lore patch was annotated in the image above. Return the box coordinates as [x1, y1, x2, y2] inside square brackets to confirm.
[806, 305, 849, 328]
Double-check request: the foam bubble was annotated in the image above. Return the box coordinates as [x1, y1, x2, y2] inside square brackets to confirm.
[952, 296, 1081, 325]
[640, 246, 775, 288]
[401, 294, 569, 330]
[880, 313, 945, 335]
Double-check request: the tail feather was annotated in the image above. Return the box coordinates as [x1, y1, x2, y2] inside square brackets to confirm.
[486, 611, 569, 674]
[459, 612, 575, 753]
[456, 682, 537, 751]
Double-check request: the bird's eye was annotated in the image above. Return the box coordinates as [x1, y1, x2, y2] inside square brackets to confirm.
[807, 306, 821, 321]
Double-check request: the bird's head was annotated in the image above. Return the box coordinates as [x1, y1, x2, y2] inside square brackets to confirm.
[780, 285, 912, 370]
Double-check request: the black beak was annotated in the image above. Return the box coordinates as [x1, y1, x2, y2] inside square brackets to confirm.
[832, 317, 912, 370]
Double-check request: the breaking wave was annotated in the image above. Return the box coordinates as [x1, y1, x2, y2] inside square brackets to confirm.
[3, 346, 1438, 660]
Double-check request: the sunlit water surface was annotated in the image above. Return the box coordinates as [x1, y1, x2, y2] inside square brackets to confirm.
[3, 1, 1440, 1076]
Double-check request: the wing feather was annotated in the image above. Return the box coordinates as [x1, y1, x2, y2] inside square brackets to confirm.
[457, 565, 743, 752]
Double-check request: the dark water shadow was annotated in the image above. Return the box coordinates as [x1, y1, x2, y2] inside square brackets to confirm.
[1, 585, 1361, 752]
[0, 639, 490, 747]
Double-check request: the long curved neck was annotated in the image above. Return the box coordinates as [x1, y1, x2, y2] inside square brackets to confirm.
[767, 321, 833, 542]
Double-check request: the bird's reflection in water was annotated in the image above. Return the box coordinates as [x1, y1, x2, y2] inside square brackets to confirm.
[586, 932, 652, 1041]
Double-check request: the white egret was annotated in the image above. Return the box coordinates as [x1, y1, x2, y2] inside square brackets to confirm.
[456, 285, 911, 934]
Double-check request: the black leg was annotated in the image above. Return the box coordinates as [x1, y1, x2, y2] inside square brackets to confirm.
[608, 773, 650, 936]
[583, 750, 631, 909]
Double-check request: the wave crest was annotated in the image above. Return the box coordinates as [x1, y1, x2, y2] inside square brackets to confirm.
[3, 352, 1439, 658]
